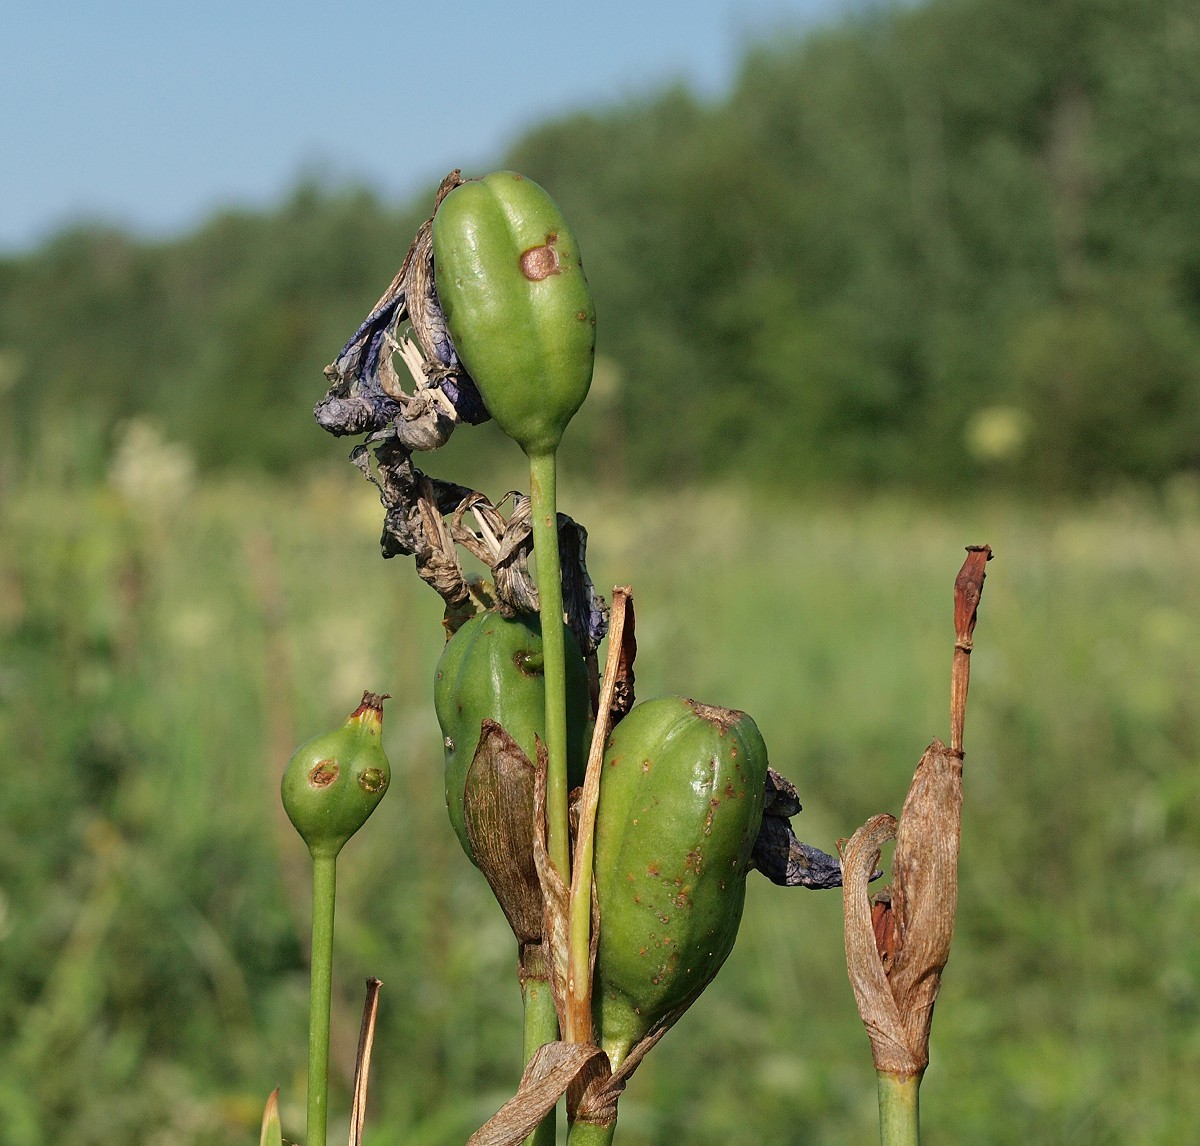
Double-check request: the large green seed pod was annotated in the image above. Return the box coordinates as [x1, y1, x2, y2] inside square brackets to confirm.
[434, 609, 592, 862]
[281, 693, 391, 859]
[592, 696, 769, 1067]
[431, 171, 596, 457]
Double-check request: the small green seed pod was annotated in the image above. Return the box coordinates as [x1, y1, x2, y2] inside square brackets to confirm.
[592, 696, 769, 1067]
[432, 171, 596, 457]
[281, 692, 392, 858]
[434, 609, 592, 863]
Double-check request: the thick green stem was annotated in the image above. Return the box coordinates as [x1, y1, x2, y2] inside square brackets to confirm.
[522, 975, 560, 1146]
[566, 1118, 617, 1146]
[876, 1070, 922, 1146]
[527, 450, 570, 881]
[307, 851, 338, 1146]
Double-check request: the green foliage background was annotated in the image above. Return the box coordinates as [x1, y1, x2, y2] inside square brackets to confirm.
[1, 0, 1199, 1142]
[1, 469, 1198, 1143]
[2, 0, 1199, 491]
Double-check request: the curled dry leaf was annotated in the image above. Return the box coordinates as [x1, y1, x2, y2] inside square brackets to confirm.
[532, 740, 573, 1027]
[841, 545, 990, 1077]
[466, 1041, 609, 1146]
[462, 721, 546, 980]
[841, 814, 912, 1073]
[842, 741, 962, 1075]
[889, 739, 963, 1063]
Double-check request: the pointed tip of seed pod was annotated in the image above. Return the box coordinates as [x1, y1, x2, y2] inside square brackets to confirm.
[351, 691, 390, 729]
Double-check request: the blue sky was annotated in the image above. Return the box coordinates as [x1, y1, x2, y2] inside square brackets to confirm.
[1, 0, 852, 252]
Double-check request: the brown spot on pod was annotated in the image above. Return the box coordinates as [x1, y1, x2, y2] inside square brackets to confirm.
[647, 862, 661, 877]
[358, 768, 387, 794]
[513, 649, 544, 676]
[519, 233, 561, 281]
[309, 760, 338, 788]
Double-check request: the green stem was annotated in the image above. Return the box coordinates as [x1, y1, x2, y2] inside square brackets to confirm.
[527, 450, 570, 881]
[876, 1070, 922, 1146]
[522, 975, 560, 1146]
[566, 1118, 617, 1146]
[307, 851, 338, 1146]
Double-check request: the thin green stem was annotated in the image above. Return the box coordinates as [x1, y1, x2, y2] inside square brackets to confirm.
[522, 975, 559, 1146]
[566, 1118, 617, 1146]
[307, 851, 338, 1146]
[527, 450, 570, 881]
[876, 1070, 922, 1146]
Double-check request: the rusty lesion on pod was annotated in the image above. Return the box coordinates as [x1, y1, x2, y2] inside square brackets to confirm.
[358, 768, 386, 794]
[309, 760, 339, 788]
[519, 232, 561, 281]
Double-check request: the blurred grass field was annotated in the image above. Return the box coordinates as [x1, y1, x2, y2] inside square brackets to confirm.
[1, 459, 1198, 1145]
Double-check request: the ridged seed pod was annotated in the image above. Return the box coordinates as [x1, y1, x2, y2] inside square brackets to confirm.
[592, 696, 769, 1066]
[432, 171, 596, 457]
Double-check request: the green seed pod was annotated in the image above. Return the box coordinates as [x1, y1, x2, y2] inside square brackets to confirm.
[281, 692, 391, 858]
[432, 171, 596, 457]
[592, 696, 769, 1067]
[435, 609, 592, 863]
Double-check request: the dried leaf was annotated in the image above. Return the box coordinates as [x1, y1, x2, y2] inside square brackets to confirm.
[841, 814, 917, 1074]
[889, 739, 962, 1059]
[532, 741, 572, 1027]
[463, 721, 545, 948]
[566, 587, 633, 1044]
[609, 589, 637, 726]
[467, 1041, 609, 1146]
[348, 978, 382, 1146]
[841, 546, 992, 1077]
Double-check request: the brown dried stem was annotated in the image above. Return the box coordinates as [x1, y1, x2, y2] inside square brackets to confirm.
[842, 545, 993, 1090]
[566, 586, 634, 1044]
[951, 545, 992, 755]
[347, 977, 382, 1146]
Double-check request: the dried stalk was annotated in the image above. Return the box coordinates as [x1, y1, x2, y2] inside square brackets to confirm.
[348, 978, 382, 1146]
[842, 545, 992, 1143]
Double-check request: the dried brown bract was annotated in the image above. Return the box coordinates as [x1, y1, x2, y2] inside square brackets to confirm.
[842, 545, 991, 1078]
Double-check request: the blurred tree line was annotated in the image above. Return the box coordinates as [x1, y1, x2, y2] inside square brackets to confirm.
[2, 0, 1198, 493]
